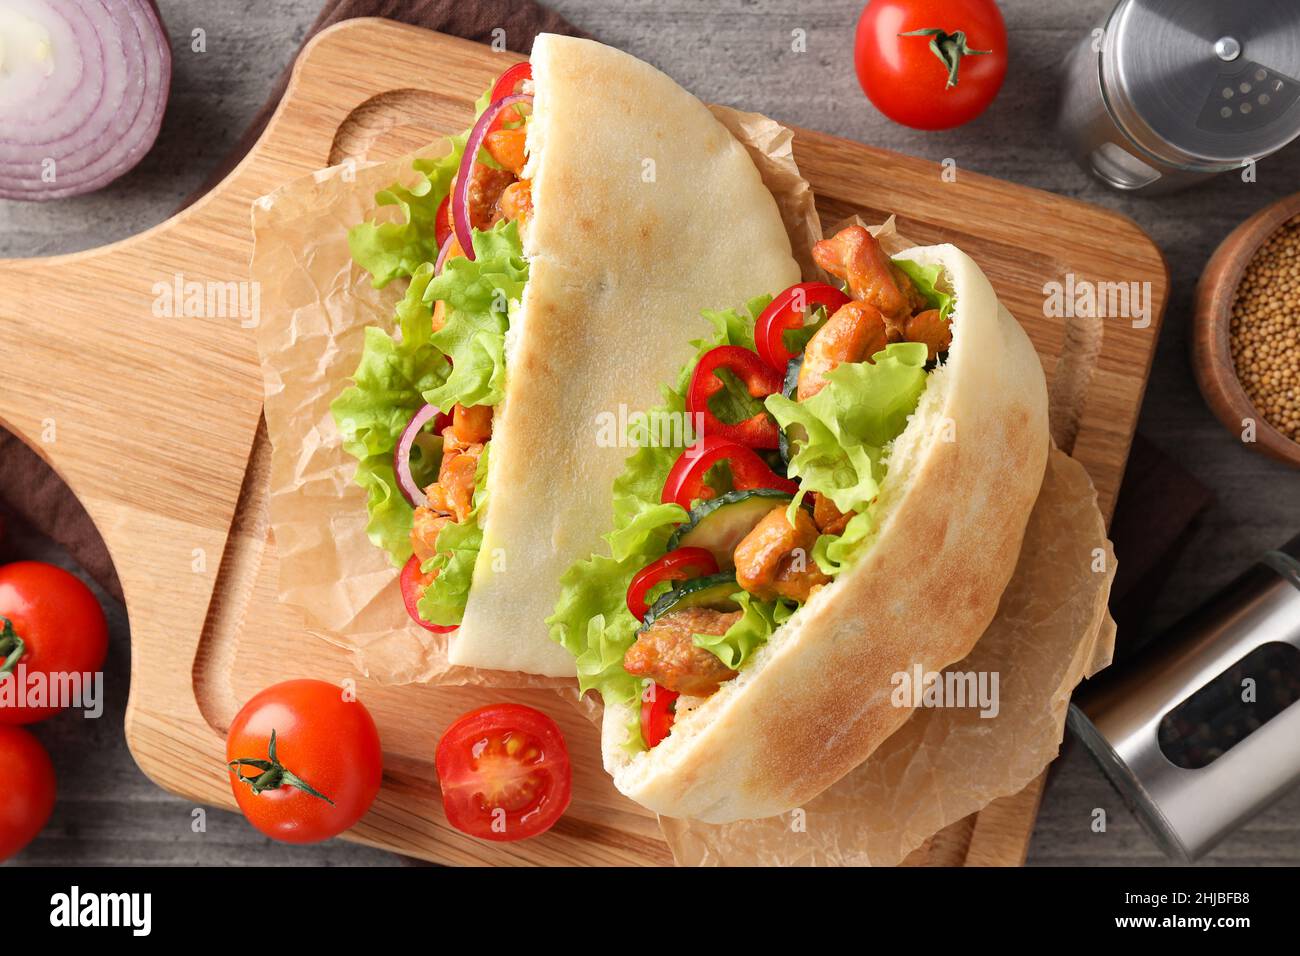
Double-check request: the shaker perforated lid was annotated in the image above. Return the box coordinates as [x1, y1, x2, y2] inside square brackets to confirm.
[1102, 0, 1300, 167]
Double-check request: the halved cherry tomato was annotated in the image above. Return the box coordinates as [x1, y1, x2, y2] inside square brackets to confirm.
[226, 679, 383, 844]
[489, 62, 533, 103]
[641, 684, 680, 749]
[400, 554, 457, 634]
[434, 194, 452, 249]
[687, 346, 783, 448]
[0, 561, 108, 724]
[436, 703, 572, 842]
[755, 282, 851, 373]
[661, 435, 798, 510]
[626, 548, 719, 621]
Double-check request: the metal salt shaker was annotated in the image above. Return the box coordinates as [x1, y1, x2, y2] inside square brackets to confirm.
[1058, 0, 1300, 194]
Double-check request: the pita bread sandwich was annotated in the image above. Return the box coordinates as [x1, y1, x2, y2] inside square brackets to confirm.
[548, 225, 1050, 822]
[331, 34, 799, 677]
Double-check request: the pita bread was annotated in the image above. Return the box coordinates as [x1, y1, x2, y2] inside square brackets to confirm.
[448, 35, 800, 675]
[602, 244, 1050, 822]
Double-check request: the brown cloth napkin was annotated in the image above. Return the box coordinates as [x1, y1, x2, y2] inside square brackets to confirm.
[0, 1, 1208, 648]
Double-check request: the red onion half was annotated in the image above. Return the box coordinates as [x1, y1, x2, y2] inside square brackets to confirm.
[451, 92, 532, 261]
[395, 403, 443, 508]
[0, 0, 172, 201]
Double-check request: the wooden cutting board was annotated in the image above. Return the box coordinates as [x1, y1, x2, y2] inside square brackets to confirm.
[0, 19, 1167, 866]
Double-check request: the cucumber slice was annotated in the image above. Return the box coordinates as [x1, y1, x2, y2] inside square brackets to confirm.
[666, 488, 795, 569]
[778, 355, 807, 467]
[640, 572, 741, 631]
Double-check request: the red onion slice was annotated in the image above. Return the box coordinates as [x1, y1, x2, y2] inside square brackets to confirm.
[0, 0, 171, 201]
[434, 234, 456, 275]
[395, 404, 443, 508]
[451, 92, 532, 261]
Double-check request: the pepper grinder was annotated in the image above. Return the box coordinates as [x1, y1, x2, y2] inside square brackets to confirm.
[1069, 534, 1300, 861]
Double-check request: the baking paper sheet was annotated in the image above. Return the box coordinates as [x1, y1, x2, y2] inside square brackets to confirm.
[251, 102, 1115, 865]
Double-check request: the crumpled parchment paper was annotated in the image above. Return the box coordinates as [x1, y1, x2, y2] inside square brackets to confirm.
[251, 102, 1116, 865]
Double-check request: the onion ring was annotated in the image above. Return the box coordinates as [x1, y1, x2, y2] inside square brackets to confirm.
[451, 92, 532, 260]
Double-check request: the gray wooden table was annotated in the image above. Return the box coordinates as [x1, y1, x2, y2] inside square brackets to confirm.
[3, 0, 1298, 867]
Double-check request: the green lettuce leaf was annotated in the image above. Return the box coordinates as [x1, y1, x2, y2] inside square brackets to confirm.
[330, 266, 450, 564]
[765, 341, 928, 572]
[894, 258, 954, 322]
[348, 86, 496, 287]
[546, 297, 772, 744]
[416, 444, 491, 627]
[694, 592, 796, 670]
[420, 219, 528, 412]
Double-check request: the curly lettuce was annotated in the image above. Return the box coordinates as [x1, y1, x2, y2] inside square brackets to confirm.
[766, 341, 929, 574]
[547, 298, 781, 745]
[330, 266, 448, 564]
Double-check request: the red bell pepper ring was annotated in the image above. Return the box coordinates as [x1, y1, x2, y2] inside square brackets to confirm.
[625, 547, 720, 621]
[489, 62, 533, 104]
[687, 346, 784, 449]
[399, 555, 457, 634]
[434, 194, 452, 249]
[661, 435, 798, 510]
[755, 281, 852, 373]
[641, 684, 680, 749]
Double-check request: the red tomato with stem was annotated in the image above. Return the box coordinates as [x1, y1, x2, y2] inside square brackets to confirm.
[0, 562, 108, 724]
[0, 725, 56, 861]
[436, 703, 572, 842]
[854, 0, 1007, 131]
[226, 679, 383, 844]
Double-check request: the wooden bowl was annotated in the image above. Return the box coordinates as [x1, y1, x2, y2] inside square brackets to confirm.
[1193, 192, 1300, 469]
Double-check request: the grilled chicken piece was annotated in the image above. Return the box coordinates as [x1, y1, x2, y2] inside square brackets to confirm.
[904, 308, 952, 360]
[812, 225, 920, 337]
[423, 428, 483, 524]
[410, 508, 452, 564]
[451, 403, 493, 445]
[797, 300, 889, 401]
[623, 607, 742, 697]
[484, 128, 528, 175]
[734, 505, 831, 603]
[466, 164, 516, 231]
[498, 179, 532, 228]
[812, 493, 854, 536]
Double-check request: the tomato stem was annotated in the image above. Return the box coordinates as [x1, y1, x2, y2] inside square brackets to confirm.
[227, 729, 336, 805]
[0, 617, 25, 676]
[899, 28, 990, 89]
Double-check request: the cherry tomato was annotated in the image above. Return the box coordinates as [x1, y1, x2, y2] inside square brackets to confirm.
[755, 282, 851, 372]
[854, 0, 1007, 131]
[0, 725, 55, 861]
[687, 346, 783, 448]
[661, 435, 798, 510]
[626, 548, 720, 621]
[226, 679, 383, 844]
[0, 562, 108, 724]
[400, 554, 457, 634]
[640, 685, 679, 750]
[489, 62, 532, 103]
[435, 703, 572, 842]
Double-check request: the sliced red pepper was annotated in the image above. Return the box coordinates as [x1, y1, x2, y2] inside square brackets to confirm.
[687, 346, 783, 449]
[641, 684, 680, 749]
[489, 62, 533, 104]
[755, 281, 852, 373]
[434, 194, 452, 249]
[661, 435, 798, 510]
[625, 547, 720, 621]
[399, 555, 457, 634]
